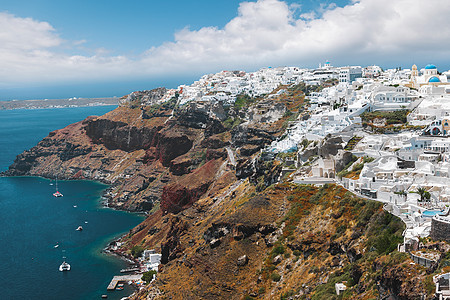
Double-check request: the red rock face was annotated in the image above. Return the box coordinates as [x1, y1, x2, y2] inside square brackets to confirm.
[156, 130, 193, 167]
[5, 88, 291, 214]
[161, 159, 223, 214]
[4, 103, 233, 212]
[160, 215, 188, 264]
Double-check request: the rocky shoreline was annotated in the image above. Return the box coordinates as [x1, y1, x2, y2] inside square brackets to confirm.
[2, 88, 291, 213]
[5, 86, 438, 299]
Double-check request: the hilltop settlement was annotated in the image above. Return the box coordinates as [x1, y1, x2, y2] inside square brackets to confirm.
[6, 62, 450, 299]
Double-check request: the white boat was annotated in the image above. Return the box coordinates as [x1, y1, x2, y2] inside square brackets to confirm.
[53, 191, 63, 197]
[76, 226, 83, 231]
[54, 244, 59, 248]
[53, 177, 63, 197]
[59, 258, 71, 271]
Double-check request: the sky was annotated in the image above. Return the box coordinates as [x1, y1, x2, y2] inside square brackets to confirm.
[1, 0, 450, 100]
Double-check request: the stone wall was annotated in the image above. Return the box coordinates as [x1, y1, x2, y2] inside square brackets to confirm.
[409, 253, 436, 268]
[431, 217, 450, 242]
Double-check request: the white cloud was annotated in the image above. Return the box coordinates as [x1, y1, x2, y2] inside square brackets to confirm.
[1, 0, 450, 88]
[141, 0, 450, 71]
[73, 39, 87, 46]
[300, 11, 316, 20]
[0, 12, 61, 50]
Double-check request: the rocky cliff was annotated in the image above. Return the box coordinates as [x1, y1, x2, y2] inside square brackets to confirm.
[4, 85, 302, 213]
[128, 183, 434, 300]
[4, 84, 434, 299]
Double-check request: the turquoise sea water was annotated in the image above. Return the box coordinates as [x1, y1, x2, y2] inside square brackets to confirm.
[0, 106, 144, 300]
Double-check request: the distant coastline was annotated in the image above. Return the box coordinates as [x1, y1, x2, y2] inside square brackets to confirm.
[0, 97, 120, 110]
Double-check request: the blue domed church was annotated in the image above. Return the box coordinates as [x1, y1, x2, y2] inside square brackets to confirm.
[409, 64, 448, 89]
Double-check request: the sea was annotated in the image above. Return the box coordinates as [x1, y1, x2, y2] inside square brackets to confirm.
[0, 106, 145, 300]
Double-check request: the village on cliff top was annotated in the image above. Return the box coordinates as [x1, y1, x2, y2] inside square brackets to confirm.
[8, 61, 450, 299]
[119, 61, 450, 298]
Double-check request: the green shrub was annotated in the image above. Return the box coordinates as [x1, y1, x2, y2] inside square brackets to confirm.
[131, 245, 144, 258]
[281, 289, 296, 300]
[271, 272, 281, 282]
[361, 110, 409, 125]
[223, 117, 243, 129]
[272, 243, 286, 256]
[141, 270, 157, 283]
[368, 211, 404, 254]
[336, 224, 347, 235]
[234, 94, 254, 109]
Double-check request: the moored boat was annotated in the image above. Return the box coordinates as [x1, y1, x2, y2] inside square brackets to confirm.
[53, 190, 63, 197]
[59, 258, 71, 272]
[53, 177, 63, 197]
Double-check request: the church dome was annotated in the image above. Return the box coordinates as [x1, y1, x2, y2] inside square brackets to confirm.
[428, 76, 440, 83]
[425, 64, 437, 69]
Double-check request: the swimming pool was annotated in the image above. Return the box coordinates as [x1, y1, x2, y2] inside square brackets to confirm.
[422, 210, 444, 217]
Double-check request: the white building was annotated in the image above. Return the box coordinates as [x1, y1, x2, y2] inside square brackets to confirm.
[142, 250, 162, 271]
[339, 66, 363, 85]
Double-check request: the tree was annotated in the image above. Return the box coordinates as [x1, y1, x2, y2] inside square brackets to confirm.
[142, 270, 157, 283]
[414, 187, 431, 203]
[131, 245, 144, 258]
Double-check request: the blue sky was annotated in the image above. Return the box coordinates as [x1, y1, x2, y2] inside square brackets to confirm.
[1, 0, 349, 54]
[0, 0, 449, 100]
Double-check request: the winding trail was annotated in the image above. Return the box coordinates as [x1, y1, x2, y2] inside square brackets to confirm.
[226, 147, 236, 167]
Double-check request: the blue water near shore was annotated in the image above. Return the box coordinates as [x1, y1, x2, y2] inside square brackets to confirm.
[0, 106, 144, 300]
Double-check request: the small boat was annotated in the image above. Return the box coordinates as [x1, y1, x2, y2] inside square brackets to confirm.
[84, 221, 88, 224]
[59, 258, 71, 272]
[76, 226, 83, 231]
[73, 205, 77, 208]
[116, 286, 124, 290]
[53, 177, 63, 197]
[53, 191, 63, 197]
[101, 295, 108, 299]
[54, 244, 59, 248]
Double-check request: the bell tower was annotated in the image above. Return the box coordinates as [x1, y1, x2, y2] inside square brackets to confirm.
[410, 64, 418, 88]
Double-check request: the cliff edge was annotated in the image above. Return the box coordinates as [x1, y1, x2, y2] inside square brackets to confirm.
[5, 85, 436, 299]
